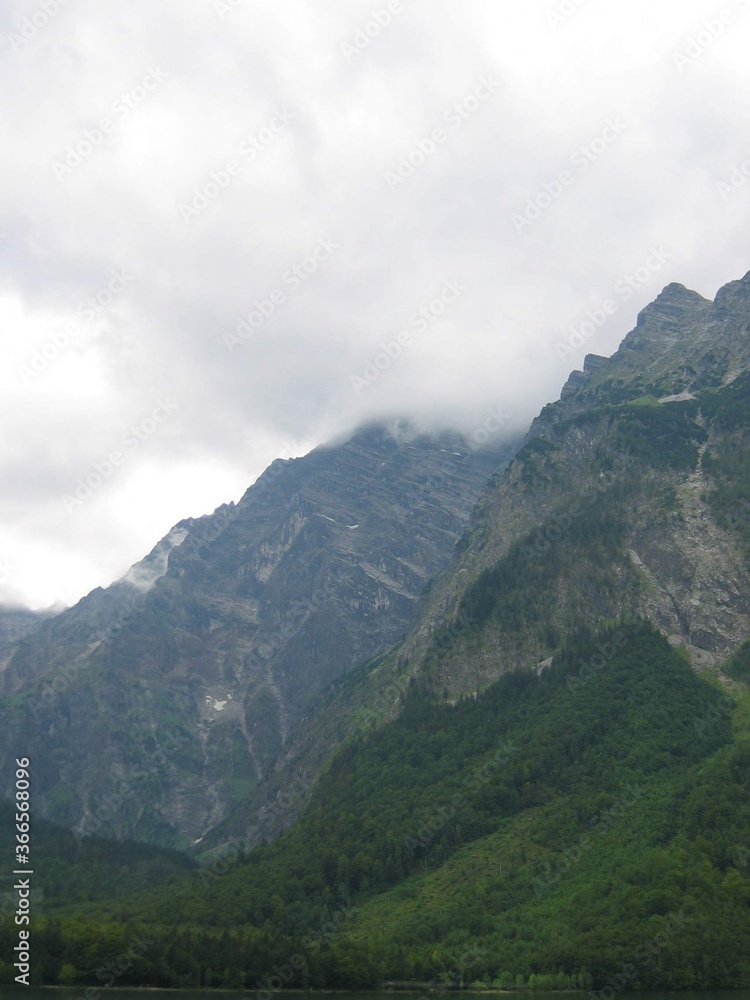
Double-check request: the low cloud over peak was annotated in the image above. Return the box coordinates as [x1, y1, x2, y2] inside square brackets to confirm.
[1, 0, 748, 607]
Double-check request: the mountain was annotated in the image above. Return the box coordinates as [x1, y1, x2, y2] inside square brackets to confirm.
[202, 271, 750, 856]
[0, 423, 509, 847]
[3, 270, 750, 992]
[20, 625, 750, 991]
[0, 605, 56, 645]
[397, 274, 750, 697]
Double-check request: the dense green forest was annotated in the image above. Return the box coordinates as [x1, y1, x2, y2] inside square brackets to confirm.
[3, 625, 749, 990]
[0, 802, 195, 911]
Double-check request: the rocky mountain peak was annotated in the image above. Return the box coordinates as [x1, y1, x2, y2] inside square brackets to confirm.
[624, 282, 711, 350]
[582, 353, 609, 375]
[0, 421, 512, 846]
[712, 268, 750, 321]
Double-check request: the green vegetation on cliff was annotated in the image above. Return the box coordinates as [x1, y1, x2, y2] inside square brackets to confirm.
[6, 625, 749, 990]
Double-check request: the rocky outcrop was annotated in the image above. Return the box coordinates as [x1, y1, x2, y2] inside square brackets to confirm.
[0, 424, 509, 846]
[398, 271, 750, 696]
[202, 271, 750, 859]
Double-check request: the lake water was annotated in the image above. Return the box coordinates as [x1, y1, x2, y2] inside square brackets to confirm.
[3, 991, 750, 1000]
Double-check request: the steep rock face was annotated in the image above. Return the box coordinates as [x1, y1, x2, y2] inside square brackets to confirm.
[160, 271, 750, 859]
[0, 424, 508, 846]
[398, 272, 750, 696]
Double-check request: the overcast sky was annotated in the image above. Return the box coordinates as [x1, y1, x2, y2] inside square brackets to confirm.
[1, 0, 749, 609]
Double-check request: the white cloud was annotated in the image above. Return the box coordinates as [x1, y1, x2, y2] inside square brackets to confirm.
[123, 525, 188, 592]
[1, 0, 749, 607]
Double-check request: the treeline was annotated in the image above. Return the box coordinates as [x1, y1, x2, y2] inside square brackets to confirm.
[0, 801, 194, 912]
[7, 625, 749, 990]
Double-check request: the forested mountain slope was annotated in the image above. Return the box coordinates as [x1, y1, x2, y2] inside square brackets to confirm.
[3, 272, 750, 992]
[14, 627, 749, 990]
[204, 271, 750, 856]
[400, 273, 750, 697]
